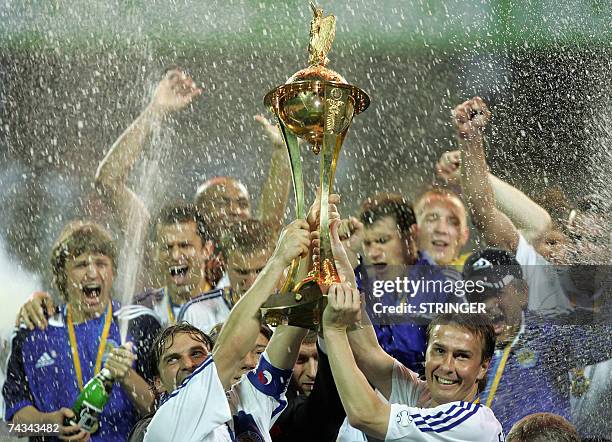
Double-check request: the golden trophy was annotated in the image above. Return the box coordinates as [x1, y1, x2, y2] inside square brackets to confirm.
[261, 2, 370, 330]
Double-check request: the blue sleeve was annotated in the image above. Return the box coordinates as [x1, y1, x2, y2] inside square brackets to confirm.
[2, 330, 35, 421]
[246, 351, 292, 398]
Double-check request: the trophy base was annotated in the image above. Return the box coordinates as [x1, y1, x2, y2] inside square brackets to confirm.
[261, 279, 325, 331]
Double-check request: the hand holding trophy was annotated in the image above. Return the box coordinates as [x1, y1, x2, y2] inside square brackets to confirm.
[261, 2, 370, 330]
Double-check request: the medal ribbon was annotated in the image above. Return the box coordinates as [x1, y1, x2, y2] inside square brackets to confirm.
[67, 302, 113, 391]
[481, 313, 526, 407]
[484, 343, 512, 407]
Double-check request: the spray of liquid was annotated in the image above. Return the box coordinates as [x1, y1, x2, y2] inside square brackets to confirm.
[116, 93, 171, 344]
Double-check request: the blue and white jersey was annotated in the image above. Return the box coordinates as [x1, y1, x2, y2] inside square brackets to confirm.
[135, 287, 230, 332]
[387, 402, 502, 441]
[228, 351, 292, 442]
[387, 361, 503, 441]
[177, 289, 230, 334]
[144, 355, 232, 442]
[2, 301, 161, 442]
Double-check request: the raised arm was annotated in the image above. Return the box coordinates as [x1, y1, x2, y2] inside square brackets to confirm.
[212, 219, 310, 390]
[95, 69, 201, 227]
[489, 174, 552, 243]
[323, 283, 390, 439]
[254, 115, 292, 233]
[327, 219, 396, 398]
[456, 97, 520, 253]
[437, 150, 552, 243]
[265, 324, 308, 370]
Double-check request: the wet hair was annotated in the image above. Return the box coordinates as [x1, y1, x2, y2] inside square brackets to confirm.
[359, 193, 416, 237]
[302, 330, 318, 345]
[150, 322, 214, 378]
[413, 185, 466, 217]
[506, 412, 580, 442]
[220, 219, 275, 259]
[153, 203, 210, 245]
[50, 220, 117, 301]
[260, 323, 273, 341]
[207, 322, 273, 347]
[427, 313, 496, 392]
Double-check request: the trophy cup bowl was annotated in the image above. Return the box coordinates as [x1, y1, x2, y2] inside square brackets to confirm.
[264, 66, 369, 150]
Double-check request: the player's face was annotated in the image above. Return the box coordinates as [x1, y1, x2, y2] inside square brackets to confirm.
[482, 283, 527, 342]
[156, 221, 209, 302]
[415, 194, 468, 265]
[155, 332, 210, 394]
[292, 342, 318, 396]
[226, 248, 272, 296]
[425, 325, 488, 406]
[232, 332, 269, 385]
[199, 181, 251, 229]
[363, 216, 410, 279]
[64, 252, 114, 320]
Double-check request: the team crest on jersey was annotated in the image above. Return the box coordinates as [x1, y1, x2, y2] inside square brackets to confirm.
[257, 370, 272, 385]
[396, 409, 412, 427]
[516, 348, 537, 368]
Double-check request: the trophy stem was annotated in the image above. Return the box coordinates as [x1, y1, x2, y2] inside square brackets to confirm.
[277, 118, 310, 293]
[317, 128, 348, 285]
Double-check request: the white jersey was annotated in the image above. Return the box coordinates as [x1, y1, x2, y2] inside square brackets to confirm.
[516, 234, 572, 315]
[227, 351, 291, 442]
[387, 361, 503, 441]
[177, 289, 231, 334]
[140, 288, 230, 332]
[144, 355, 232, 442]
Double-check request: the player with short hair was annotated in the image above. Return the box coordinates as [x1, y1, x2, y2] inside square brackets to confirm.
[506, 412, 580, 442]
[133, 218, 311, 442]
[352, 193, 462, 374]
[320, 220, 503, 441]
[3, 220, 160, 441]
[413, 186, 470, 268]
[218, 218, 277, 307]
[463, 248, 612, 433]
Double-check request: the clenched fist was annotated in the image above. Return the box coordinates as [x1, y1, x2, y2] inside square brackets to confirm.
[452, 96, 491, 140]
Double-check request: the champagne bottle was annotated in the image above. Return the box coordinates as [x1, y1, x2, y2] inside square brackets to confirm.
[66, 368, 113, 433]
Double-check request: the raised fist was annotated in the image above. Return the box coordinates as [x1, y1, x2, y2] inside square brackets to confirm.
[150, 69, 202, 115]
[435, 150, 461, 184]
[452, 97, 491, 140]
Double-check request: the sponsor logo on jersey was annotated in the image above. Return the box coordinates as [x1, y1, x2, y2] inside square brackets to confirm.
[472, 258, 492, 271]
[35, 351, 56, 369]
[257, 370, 272, 385]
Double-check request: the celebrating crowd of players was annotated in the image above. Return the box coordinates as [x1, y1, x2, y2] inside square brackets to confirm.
[2, 68, 610, 442]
